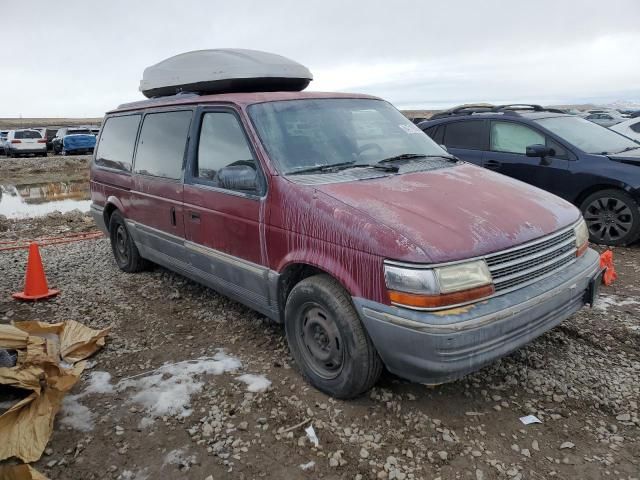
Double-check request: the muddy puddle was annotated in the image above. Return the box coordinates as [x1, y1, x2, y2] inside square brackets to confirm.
[0, 180, 90, 218]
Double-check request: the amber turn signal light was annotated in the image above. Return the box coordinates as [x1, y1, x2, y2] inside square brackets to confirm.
[388, 284, 495, 309]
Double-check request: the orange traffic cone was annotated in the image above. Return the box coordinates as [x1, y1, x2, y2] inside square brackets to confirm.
[599, 249, 617, 286]
[12, 242, 60, 301]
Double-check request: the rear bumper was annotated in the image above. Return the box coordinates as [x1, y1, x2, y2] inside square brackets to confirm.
[8, 147, 46, 154]
[354, 248, 601, 385]
[90, 203, 108, 233]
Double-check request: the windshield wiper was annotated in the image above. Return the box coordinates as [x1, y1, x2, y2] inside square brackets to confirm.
[377, 153, 457, 164]
[288, 161, 398, 175]
[288, 161, 358, 175]
[614, 146, 640, 154]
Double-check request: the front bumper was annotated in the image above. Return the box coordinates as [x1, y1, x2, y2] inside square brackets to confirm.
[354, 248, 601, 385]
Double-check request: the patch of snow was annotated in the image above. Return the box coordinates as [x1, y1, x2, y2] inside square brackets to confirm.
[138, 417, 155, 429]
[118, 352, 241, 417]
[595, 294, 640, 312]
[118, 470, 149, 480]
[83, 371, 114, 395]
[163, 448, 196, 469]
[299, 460, 316, 471]
[236, 373, 271, 393]
[59, 395, 94, 431]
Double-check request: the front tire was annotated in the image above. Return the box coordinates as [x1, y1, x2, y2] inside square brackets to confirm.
[580, 189, 640, 246]
[108, 211, 148, 272]
[285, 274, 382, 399]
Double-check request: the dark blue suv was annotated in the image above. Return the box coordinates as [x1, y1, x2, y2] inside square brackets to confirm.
[419, 104, 640, 246]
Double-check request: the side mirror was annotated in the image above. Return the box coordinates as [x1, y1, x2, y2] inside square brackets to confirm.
[526, 144, 555, 165]
[217, 165, 258, 192]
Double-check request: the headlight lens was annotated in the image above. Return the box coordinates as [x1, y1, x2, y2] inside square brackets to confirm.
[435, 260, 492, 293]
[574, 218, 589, 256]
[384, 260, 494, 310]
[384, 265, 438, 294]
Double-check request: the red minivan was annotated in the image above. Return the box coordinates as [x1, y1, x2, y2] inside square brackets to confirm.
[91, 55, 601, 399]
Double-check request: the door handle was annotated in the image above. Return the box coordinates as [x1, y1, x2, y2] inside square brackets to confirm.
[190, 211, 200, 222]
[485, 160, 501, 170]
[170, 207, 176, 226]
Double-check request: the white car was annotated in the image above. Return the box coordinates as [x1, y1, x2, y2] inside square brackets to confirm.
[5, 129, 48, 157]
[610, 118, 640, 142]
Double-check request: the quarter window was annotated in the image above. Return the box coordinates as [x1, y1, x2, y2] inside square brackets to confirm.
[630, 122, 640, 133]
[443, 121, 486, 150]
[134, 110, 192, 179]
[196, 112, 258, 193]
[490, 121, 545, 154]
[95, 115, 141, 171]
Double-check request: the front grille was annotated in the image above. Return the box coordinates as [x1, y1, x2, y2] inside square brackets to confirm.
[486, 227, 577, 293]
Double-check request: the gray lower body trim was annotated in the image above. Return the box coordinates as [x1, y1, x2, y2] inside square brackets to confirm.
[124, 220, 280, 320]
[353, 248, 601, 385]
[90, 203, 107, 233]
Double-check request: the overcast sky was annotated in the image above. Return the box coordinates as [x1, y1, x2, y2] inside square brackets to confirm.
[2, 0, 639, 117]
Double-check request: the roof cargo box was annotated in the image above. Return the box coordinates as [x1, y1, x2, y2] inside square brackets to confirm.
[139, 49, 313, 98]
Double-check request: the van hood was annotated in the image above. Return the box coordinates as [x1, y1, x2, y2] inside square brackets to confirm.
[315, 163, 580, 263]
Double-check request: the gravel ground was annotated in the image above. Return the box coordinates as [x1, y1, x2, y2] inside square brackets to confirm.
[0, 159, 639, 480]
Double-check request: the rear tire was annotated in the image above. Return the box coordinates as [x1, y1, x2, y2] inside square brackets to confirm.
[284, 274, 382, 399]
[580, 189, 640, 246]
[108, 211, 148, 272]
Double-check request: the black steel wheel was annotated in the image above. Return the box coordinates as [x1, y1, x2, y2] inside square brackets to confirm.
[108, 210, 148, 272]
[285, 274, 382, 399]
[298, 305, 345, 379]
[580, 189, 640, 246]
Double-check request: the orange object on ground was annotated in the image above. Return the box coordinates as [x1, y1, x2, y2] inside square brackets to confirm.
[599, 250, 617, 286]
[12, 243, 60, 301]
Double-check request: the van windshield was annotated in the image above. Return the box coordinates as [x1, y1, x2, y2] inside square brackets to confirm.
[535, 116, 639, 154]
[248, 98, 448, 174]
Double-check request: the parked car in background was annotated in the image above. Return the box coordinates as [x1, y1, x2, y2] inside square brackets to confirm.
[4, 129, 47, 157]
[610, 117, 640, 142]
[52, 127, 97, 155]
[90, 49, 602, 398]
[0, 131, 8, 155]
[585, 112, 626, 127]
[45, 127, 60, 150]
[420, 104, 640, 245]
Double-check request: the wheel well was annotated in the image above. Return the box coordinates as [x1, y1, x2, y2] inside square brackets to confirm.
[277, 263, 329, 321]
[574, 185, 626, 209]
[103, 203, 118, 232]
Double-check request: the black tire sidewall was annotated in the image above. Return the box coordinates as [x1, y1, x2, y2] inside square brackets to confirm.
[285, 275, 380, 398]
[580, 189, 640, 246]
[108, 211, 137, 272]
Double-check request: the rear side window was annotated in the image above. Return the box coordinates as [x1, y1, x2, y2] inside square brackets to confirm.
[196, 112, 257, 191]
[490, 121, 545, 154]
[95, 115, 141, 171]
[443, 121, 486, 150]
[424, 125, 444, 144]
[15, 130, 42, 139]
[134, 110, 192, 179]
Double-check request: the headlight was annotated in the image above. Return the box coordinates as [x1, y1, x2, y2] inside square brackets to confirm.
[574, 218, 589, 257]
[384, 260, 494, 310]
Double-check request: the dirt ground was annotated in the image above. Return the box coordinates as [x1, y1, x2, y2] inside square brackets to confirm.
[0, 158, 638, 480]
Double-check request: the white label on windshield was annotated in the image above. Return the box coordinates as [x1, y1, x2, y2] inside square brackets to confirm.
[399, 123, 422, 134]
